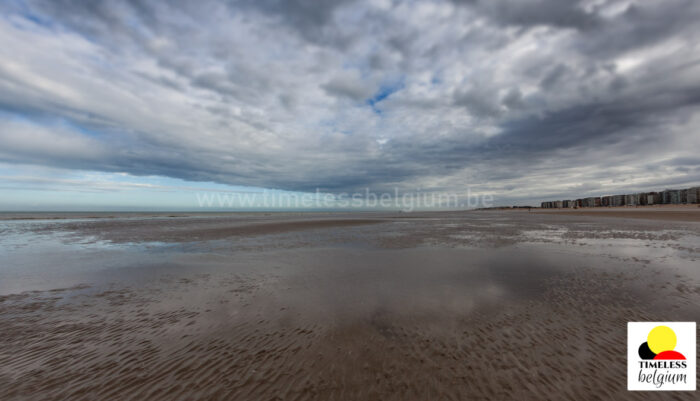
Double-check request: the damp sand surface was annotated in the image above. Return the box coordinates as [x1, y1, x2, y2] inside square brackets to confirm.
[532, 205, 700, 222]
[1, 211, 699, 400]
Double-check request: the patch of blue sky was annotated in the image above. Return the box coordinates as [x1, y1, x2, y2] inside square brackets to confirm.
[1, 1, 51, 29]
[366, 77, 405, 114]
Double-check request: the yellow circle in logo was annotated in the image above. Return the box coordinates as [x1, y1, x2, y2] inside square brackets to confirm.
[647, 325, 676, 354]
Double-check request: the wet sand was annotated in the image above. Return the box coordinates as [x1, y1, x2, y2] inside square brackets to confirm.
[1, 212, 698, 400]
[533, 205, 700, 222]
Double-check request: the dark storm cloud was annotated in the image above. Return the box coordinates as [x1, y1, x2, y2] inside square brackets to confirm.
[489, 85, 700, 154]
[576, 0, 700, 57]
[235, 0, 356, 36]
[1, 0, 699, 205]
[452, 0, 601, 30]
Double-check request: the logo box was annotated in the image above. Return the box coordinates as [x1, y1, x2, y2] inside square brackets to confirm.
[628, 322, 696, 391]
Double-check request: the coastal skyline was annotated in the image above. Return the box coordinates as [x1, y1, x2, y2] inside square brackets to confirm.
[2, 0, 700, 210]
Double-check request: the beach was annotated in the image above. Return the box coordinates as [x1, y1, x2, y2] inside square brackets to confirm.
[533, 205, 700, 222]
[1, 211, 698, 400]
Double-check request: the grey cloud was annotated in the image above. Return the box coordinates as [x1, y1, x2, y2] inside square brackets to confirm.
[576, 0, 700, 57]
[539, 64, 570, 90]
[487, 86, 700, 155]
[501, 88, 523, 110]
[235, 0, 354, 28]
[452, 0, 600, 30]
[0, 0, 699, 206]
[453, 87, 502, 119]
[234, 0, 359, 47]
[665, 157, 700, 167]
[322, 75, 374, 101]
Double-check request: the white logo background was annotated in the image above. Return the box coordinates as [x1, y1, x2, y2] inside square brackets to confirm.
[628, 322, 696, 391]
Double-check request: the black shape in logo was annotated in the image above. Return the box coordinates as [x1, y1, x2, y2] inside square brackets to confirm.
[638, 341, 656, 360]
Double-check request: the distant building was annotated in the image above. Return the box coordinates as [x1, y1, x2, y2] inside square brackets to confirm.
[537, 185, 698, 210]
[662, 189, 681, 204]
[638, 193, 647, 206]
[642, 192, 660, 205]
[639, 193, 655, 206]
[688, 187, 699, 204]
[625, 193, 639, 206]
[611, 195, 625, 207]
[583, 197, 597, 208]
[671, 190, 681, 204]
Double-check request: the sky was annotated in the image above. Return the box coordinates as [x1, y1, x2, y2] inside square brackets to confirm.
[1, 0, 700, 210]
